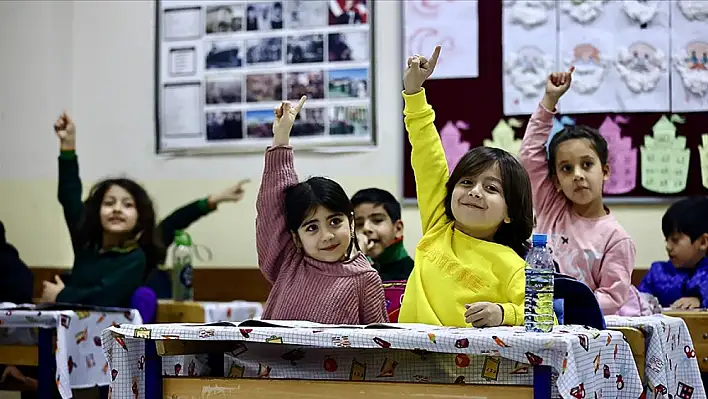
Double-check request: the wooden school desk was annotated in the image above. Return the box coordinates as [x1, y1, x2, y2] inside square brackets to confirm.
[156, 300, 263, 323]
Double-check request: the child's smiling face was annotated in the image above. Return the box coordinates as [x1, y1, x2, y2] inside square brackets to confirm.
[295, 205, 353, 262]
[450, 163, 509, 241]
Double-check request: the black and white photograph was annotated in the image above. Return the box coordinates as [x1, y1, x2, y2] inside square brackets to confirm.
[329, 106, 369, 136]
[285, 0, 327, 29]
[206, 77, 242, 105]
[246, 37, 283, 65]
[206, 111, 244, 141]
[205, 40, 243, 69]
[286, 71, 325, 100]
[292, 108, 326, 137]
[329, 0, 368, 25]
[206, 4, 244, 34]
[246, 2, 283, 31]
[246, 110, 275, 138]
[328, 32, 369, 62]
[246, 73, 283, 102]
[286, 34, 324, 64]
[328, 68, 368, 98]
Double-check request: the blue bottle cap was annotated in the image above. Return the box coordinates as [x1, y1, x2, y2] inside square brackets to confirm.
[531, 233, 547, 246]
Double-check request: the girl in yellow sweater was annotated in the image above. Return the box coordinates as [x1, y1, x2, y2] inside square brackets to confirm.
[399, 46, 534, 328]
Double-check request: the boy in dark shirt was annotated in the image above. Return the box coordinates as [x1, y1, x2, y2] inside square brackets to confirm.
[352, 188, 413, 282]
[639, 197, 708, 310]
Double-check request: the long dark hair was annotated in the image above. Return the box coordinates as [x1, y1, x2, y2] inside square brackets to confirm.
[284, 176, 360, 253]
[75, 178, 165, 277]
[444, 147, 534, 257]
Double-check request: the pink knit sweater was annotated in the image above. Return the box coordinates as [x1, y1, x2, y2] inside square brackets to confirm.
[255, 146, 388, 325]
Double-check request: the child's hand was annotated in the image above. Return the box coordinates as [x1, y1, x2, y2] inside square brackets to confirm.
[671, 296, 701, 310]
[208, 179, 251, 207]
[356, 231, 375, 256]
[40, 275, 65, 303]
[403, 45, 441, 95]
[464, 302, 503, 327]
[272, 96, 307, 146]
[542, 67, 574, 109]
[53, 112, 76, 150]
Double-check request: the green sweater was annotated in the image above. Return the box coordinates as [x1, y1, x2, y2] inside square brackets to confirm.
[371, 240, 414, 282]
[55, 150, 145, 308]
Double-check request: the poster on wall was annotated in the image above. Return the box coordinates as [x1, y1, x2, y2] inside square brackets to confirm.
[403, 0, 479, 80]
[156, 0, 376, 155]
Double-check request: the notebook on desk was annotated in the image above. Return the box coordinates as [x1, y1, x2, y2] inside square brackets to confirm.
[5, 302, 134, 313]
[198, 319, 446, 331]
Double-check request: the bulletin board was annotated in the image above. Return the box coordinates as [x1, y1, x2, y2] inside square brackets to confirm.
[401, 1, 708, 204]
[154, 0, 377, 155]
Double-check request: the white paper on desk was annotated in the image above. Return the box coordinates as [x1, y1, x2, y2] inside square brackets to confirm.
[613, 27, 670, 112]
[502, 5, 557, 116]
[403, 0, 478, 79]
[670, 2, 708, 113]
[557, 26, 619, 114]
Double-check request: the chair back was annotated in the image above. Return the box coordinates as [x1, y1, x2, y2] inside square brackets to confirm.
[131, 286, 158, 323]
[554, 274, 606, 329]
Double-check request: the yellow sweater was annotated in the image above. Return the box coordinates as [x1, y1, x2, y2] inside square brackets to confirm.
[398, 89, 526, 327]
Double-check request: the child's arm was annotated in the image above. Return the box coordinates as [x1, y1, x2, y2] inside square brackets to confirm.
[594, 238, 636, 315]
[685, 267, 708, 308]
[255, 97, 306, 284]
[358, 271, 389, 324]
[519, 69, 574, 216]
[402, 46, 448, 233]
[55, 251, 146, 307]
[501, 268, 525, 326]
[159, 181, 249, 248]
[53, 113, 83, 242]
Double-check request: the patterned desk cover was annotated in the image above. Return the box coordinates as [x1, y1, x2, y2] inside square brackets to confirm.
[0, 304, 141, 399]
[606, 314, 706, 399]
[102, 322, 643, 399]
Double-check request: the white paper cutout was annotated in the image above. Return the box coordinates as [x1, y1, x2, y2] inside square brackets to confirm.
[699, 134, 708, 190]
[503, 0, 555, 29]
[560, 0, 608, 24]
[504, 46, 555, 97]
[615, 42, 667, 93]
[440, 121, 471, 172]
[677, 0, 708, 21]
[672, 41, 708, 97]
[620, 0, 660, 26]
[563, 43, 609, 94]
[483, 119, 523, 157]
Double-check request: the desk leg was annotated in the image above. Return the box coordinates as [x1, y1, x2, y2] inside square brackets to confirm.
[144, 340, 162, 399]
[207, 353, 224, 377]
[533, 365, 552, 399]
[37, 328, 55, 399]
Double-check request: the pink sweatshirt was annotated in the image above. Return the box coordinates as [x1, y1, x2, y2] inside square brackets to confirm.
[255, 146, 388, 325]
[519, 104, 641, 316]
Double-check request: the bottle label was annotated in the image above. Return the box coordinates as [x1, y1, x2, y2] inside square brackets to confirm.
[180, 265, 193, 288]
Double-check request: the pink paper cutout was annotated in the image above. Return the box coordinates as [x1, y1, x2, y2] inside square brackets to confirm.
[599, 116, 637, 194]
[440, 120, 471, 172]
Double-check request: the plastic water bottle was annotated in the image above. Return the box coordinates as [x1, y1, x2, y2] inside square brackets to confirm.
[524, 233, 555, 333]
[171, 230, 194, 301]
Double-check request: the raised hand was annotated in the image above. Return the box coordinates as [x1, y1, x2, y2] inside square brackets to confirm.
[53, 112, 76, 150]
[403, 45, 441, 95]
[545, 67, 574, 99]
[272, 96, 307, 147]
[208, 179, 251, 206]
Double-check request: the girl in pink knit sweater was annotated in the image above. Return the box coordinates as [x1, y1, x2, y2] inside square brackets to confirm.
[255, 96, 388, 325]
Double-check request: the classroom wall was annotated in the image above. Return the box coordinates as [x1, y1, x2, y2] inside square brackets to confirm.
[0, 0, 669, 270]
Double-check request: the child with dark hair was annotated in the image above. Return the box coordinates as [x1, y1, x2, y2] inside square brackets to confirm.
[399, 46, 534, 328]
[351, 188, 413, 281]
[519, 68, 641, 316]
[256, 96, 387, 324]
[40, 112, 165, 308]
[639, 197, 708, 310]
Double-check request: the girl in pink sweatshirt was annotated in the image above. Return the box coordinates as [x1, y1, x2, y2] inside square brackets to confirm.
[519, 68, 642, 316]
[255, 96, 388, 325]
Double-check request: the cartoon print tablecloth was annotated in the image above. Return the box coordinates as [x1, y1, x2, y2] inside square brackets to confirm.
[0, 304, 142, 399]
[159, 300, 262, 376]
[605, 314, 706, 399]
[102, 322, 643, 399]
